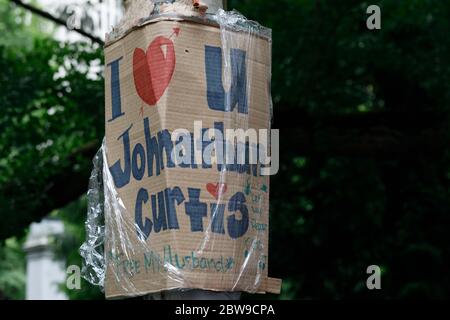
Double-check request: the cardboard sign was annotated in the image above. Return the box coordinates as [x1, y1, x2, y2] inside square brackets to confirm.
[103, 17, 280, 298]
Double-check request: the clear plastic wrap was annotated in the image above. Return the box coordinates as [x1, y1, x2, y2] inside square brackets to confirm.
[81, 6, 280, 299]
[107, 1, 224, 43]
[79, 143, 106, 289]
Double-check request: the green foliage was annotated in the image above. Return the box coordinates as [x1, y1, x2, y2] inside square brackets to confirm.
[0, 39, 104, 239]
[0, 37, 103, 298]
[231, 0, 450, 114]
[0, 0, 54, 48]
[0, 0, 103, 298]
[0, 238, 26, 299]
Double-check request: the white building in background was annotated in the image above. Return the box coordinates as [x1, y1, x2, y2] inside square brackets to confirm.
[36, 0, 124, 42]
[23, 218, 67, 300]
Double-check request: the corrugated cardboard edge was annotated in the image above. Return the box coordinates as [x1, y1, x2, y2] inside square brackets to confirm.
[105, 13, 271, 48]
[105, 277, 282, 299]
[265, 277, 282, 294]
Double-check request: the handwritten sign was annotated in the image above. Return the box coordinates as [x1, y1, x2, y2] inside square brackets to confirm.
[103, 17, 280, 298]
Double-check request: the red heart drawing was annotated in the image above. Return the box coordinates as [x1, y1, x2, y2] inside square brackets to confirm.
[206, 183, 228, 200]
[133, 36, 176, 106]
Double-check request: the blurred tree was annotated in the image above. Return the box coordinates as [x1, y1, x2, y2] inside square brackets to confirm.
[0, 0, 104, 300]
[2, 0, 450, 300]
[0, 39, 103, 240]
[0, 239, 25, 299]
[0, 0, 60, 48]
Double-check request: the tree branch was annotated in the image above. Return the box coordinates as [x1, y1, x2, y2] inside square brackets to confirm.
[9, 0, 104, 45]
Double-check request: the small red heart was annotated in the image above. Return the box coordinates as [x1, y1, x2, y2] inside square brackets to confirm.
[206, 183, 228, 200]
[133, 36, 176, 106]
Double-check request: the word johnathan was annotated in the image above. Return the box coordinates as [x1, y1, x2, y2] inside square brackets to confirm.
[109, 118, 279, 189]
